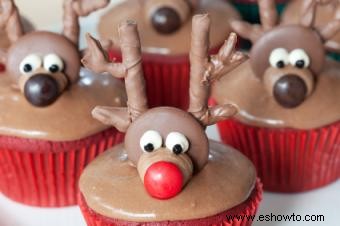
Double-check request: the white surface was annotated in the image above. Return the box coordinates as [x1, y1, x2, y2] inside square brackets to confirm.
[1, 1, 339, 225]
[0, 125, 339, 226]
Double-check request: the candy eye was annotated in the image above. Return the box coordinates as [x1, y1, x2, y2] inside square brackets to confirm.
[289, 49, 310, 69]
[140, 130, 163, 153]
[165, 132, 189, 155]
[269, 48, 289, 68]
[19, 54, 42, 74]
[43, 54, 64, 73]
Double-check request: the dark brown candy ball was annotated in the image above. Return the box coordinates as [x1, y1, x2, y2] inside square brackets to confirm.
[273, 75, 308, 108]
[24, 74, 60, 107]
[151, 7, 181, 34]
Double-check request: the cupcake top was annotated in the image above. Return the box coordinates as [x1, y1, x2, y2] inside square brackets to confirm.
[80, 14, 253, 222]
[80, 141, 256, 221]
[281, 0, 340, 53]
[212, 0, 340, 129]
[0, 69, 126, 141]
[98, 0, 240, 55]
[0, 0, 127, 141]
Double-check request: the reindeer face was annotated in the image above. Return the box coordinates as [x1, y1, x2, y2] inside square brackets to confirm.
[250, 25, 325, 108]
[124, 107, 209, 199]
[145, 0, 197, 34]
[6, 31, 80, 107]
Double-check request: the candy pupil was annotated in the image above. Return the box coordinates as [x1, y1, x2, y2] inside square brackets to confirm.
[49, 65, 59, 73]
[295, 60, 305, 68]
[144, 143, 154, 152]
[24, 64, 32, 73]
[276, 61, 284, 68]
[173, 144, 183, 155]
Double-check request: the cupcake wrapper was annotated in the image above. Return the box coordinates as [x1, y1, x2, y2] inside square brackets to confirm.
[79, 179, 262, 226]
[0, 128, 124, 207]
[216, 118, 340, 192]
[108, 46, 221, 110]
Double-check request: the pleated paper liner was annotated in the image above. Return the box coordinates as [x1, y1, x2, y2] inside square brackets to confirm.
[108, 45, 222, 110]
[216, 118, 340, 192]
[0, 128, 124, 207]
[79, 179, 262, 226]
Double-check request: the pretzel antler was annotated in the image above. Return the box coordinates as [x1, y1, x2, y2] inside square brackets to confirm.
[82, 21, 148, 132]
[231, 0, 278, 43]
[188, 14, 247, 127]
[63, 0, 109, 45]
[0, 0, 24, 44]
[300, 0, 340, 51]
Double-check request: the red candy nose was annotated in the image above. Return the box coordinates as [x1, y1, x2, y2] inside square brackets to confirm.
[144, 161, 183, 199]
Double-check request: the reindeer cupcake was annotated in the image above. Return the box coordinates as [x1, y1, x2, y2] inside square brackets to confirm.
[211, 0, 340, 192]
[97, 0, 240, 110]
[79, 15, 262, 226]
[0, 0, 127, 207]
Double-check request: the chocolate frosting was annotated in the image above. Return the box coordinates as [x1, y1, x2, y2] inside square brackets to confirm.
[0, 68, 126, 141]
[212, 60, 340, 129]
[79, 140, 256, 222]
[98, 0, 240, 55]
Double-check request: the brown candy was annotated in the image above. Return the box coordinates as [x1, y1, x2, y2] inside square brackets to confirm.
[151, 7, 181, 34]
[23, 74, 60, 107]
[273, 75, 308, 108]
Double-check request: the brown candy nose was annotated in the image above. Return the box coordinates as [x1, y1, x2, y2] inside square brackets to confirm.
[24, 74, 60, 107]
[273, 74, 308, 108]
[151, 7, 181, 34]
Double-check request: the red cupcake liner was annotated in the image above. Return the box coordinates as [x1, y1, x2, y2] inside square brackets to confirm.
[108, 46, 222, 110]
[215, 118, 340, 192]
[79, 179, 262, 226]
[0, 128, 124, 207]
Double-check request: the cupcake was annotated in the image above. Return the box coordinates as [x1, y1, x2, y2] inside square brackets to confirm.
[230, 0, 288, 23]
[212, 0, 340, 192]
[281, 0, 340, 57]
[79, 15, 261, 226]
[97, 0, 240, 109]
[0, 0, 126, 207]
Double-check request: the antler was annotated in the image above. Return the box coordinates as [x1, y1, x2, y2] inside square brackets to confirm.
[63, 0, 109, 45]
[82, 21, 148, 132]
[300, 0, 340, 51]
[231, 0, 278, 43]
[0, 0, 24, 43]
[188, 14, 247, 127]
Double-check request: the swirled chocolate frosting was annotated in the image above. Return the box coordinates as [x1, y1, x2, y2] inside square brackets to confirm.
[79, 140, 256, 222]
[212, 60, 340, 129]
[0, 68, 126, 141]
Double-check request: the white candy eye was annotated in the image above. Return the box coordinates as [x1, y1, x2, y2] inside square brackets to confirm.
[140, 130, 162, 153]
[43, 54, 64, 73]
[19, 54, 42, 74]
[269, 48, 289, 68]
[289, 49, 310, 69]
[165, 132, 189, 155]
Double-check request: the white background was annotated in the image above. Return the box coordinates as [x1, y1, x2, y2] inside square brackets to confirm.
[0, 1, 339, 226]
